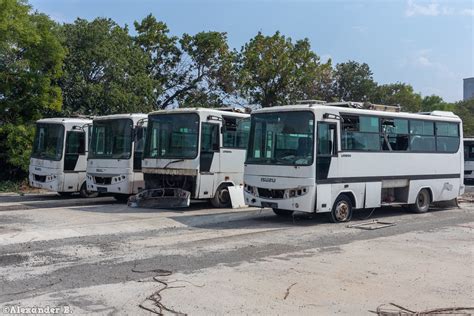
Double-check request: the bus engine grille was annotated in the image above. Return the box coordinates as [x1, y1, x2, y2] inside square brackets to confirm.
[257, 188, 285, 199]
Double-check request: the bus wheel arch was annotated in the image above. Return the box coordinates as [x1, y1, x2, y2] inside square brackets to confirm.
[409, 187, 432, 213]
[210, 182, 234, 208]
[328, 193, 354, 223]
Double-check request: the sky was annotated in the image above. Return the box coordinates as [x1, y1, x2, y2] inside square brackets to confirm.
[29, 0, 474, 102]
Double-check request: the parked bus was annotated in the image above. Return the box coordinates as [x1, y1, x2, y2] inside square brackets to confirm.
[29, 118, 97, 197]
[130, 108, 250, 208]
[86, 114, 147, 201]
[464, 137, 474, 183]
[244, 102, 464, 222]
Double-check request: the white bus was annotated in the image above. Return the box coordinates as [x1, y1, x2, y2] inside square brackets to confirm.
[130, 108, 250, 208]
[86, 114, 147, 201]
[463, 137, 474, 183]
[244, 102, 464, 222]
[29, 118, 97, 197]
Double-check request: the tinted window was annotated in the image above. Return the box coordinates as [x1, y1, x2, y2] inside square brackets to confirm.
[247, 111, 314, 165]
[381, 118, 409, 151]
[342, 115, 380, 151]
[410, 120, 434, 135]
[410, 120, 435, 152]
[66, 132, 85, 155]
[222, 117, 250, 149]
[32, 123, 65, 161]
[145, 113, 199, 159]
[437, 122, 459, 137]
[90, 119, 133, 159]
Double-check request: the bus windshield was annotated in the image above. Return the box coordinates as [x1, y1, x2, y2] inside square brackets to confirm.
[32, 123, 65, 161]
[464, 141, 474, 161]
[247, 111, 314, 165]
[145, 113, 199, 159]
[90, 119, 133, 159]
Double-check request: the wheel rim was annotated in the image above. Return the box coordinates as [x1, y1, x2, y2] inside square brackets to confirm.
[335, 201, 350, 221]
[417, 190, 429, 211]
[219, 189, 230, 205]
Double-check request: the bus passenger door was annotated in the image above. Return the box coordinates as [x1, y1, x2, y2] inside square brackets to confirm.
[199, 123, 220, 198]
[316, 122, 338, 212]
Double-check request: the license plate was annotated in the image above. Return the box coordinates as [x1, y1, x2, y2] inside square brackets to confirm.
[97, 187, 108, 193]
[261, 202, 278, 208]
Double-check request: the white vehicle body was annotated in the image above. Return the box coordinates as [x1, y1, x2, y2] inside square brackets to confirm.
[86, 114, 147, 198]
[463, 137, 474, 181]
[244, 103, 464, 220]
[137, 108, 250, 208]
[29, 118, 92, 195]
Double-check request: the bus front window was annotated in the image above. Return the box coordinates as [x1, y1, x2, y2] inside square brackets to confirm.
[32, 123, 65, 161]
[247, 111, 314, 165]
[90, 119, 133, 159]
[145, 113, 199, 159]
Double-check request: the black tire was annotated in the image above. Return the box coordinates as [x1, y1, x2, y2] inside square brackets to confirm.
[409, 189, 431, 213]
[113, 194, 130, 203]
[79, 182, 99, 198]
[328, 194, 353, 223]
[272, 208, 294, 217]
[210, 185, 232, 208]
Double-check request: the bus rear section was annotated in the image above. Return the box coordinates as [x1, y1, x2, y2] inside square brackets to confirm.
[86, 114, 147, 201]
[244, 103, 464, 222]
[130, 108, 250, 209]
[464, 138, 474, 183]
[29, 118, 96, 197]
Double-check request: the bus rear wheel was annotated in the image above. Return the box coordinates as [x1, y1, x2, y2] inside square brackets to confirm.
[329, 194, 353, 223]
[410, 189, 431, 213]
[272, 208, 294, 217]
[211, 185, 231, 208]
[79, 182, 99, 198]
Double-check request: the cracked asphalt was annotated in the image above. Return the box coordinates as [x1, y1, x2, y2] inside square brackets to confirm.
[0, 192, 472, 315]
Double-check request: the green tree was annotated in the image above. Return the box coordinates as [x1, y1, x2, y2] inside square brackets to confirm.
[372, 83, 422, 112]
[238, 31, 332, 107]
[452, 99, 474, 136]
[0, 0, 65, 177]
[60, 18, 155, 116]
[332, 61, 377, 102]
[134, 15, 236, 108]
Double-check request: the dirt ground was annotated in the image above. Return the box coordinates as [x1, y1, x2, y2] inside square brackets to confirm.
[0, 191, 473, 315]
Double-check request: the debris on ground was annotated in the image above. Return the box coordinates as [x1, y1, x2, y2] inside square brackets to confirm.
[370, 303, 474, 315]
[347, 220, 395, 230]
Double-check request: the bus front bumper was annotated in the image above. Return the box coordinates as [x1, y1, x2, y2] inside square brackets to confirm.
[244, 186, 316, 213]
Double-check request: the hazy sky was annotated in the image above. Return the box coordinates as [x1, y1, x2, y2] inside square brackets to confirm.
[30, 0, 474, 102]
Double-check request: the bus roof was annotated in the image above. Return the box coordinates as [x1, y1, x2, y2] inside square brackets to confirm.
[148, 107, 249, 118]
[93, 113, 147, 121]
[251, 104, 461, 122]
[36, 117, 92, 125]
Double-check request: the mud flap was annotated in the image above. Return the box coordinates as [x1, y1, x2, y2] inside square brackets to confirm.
[128, 188, 191, 209]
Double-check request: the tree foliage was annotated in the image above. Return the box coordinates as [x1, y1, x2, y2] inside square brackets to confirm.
[0, 0, 65, 176]
[1, 4, 473, 182]
[237, 32, 332, 107]
[60, 18, 155, 115]
[332, 61, 377, 102]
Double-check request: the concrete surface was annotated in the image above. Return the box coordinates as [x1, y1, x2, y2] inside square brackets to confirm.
[0, 192, 473, 315]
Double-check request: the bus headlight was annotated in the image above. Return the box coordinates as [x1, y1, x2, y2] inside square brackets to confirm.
[285, 187, 309, 198]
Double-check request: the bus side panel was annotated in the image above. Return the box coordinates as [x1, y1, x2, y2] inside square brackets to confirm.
[63, 172, 80, 192]
[365, 182, 382, 208]
[131, 171, 145, 194]
[316, 184, 331, 213]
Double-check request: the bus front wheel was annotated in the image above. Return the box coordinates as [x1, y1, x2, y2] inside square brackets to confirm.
[329, 194, 353, 223]
[211, 185, 231, 208]
[79, 182, 99, 198]
[272, 209, 294, 217]
[409, 189, 431, 213]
